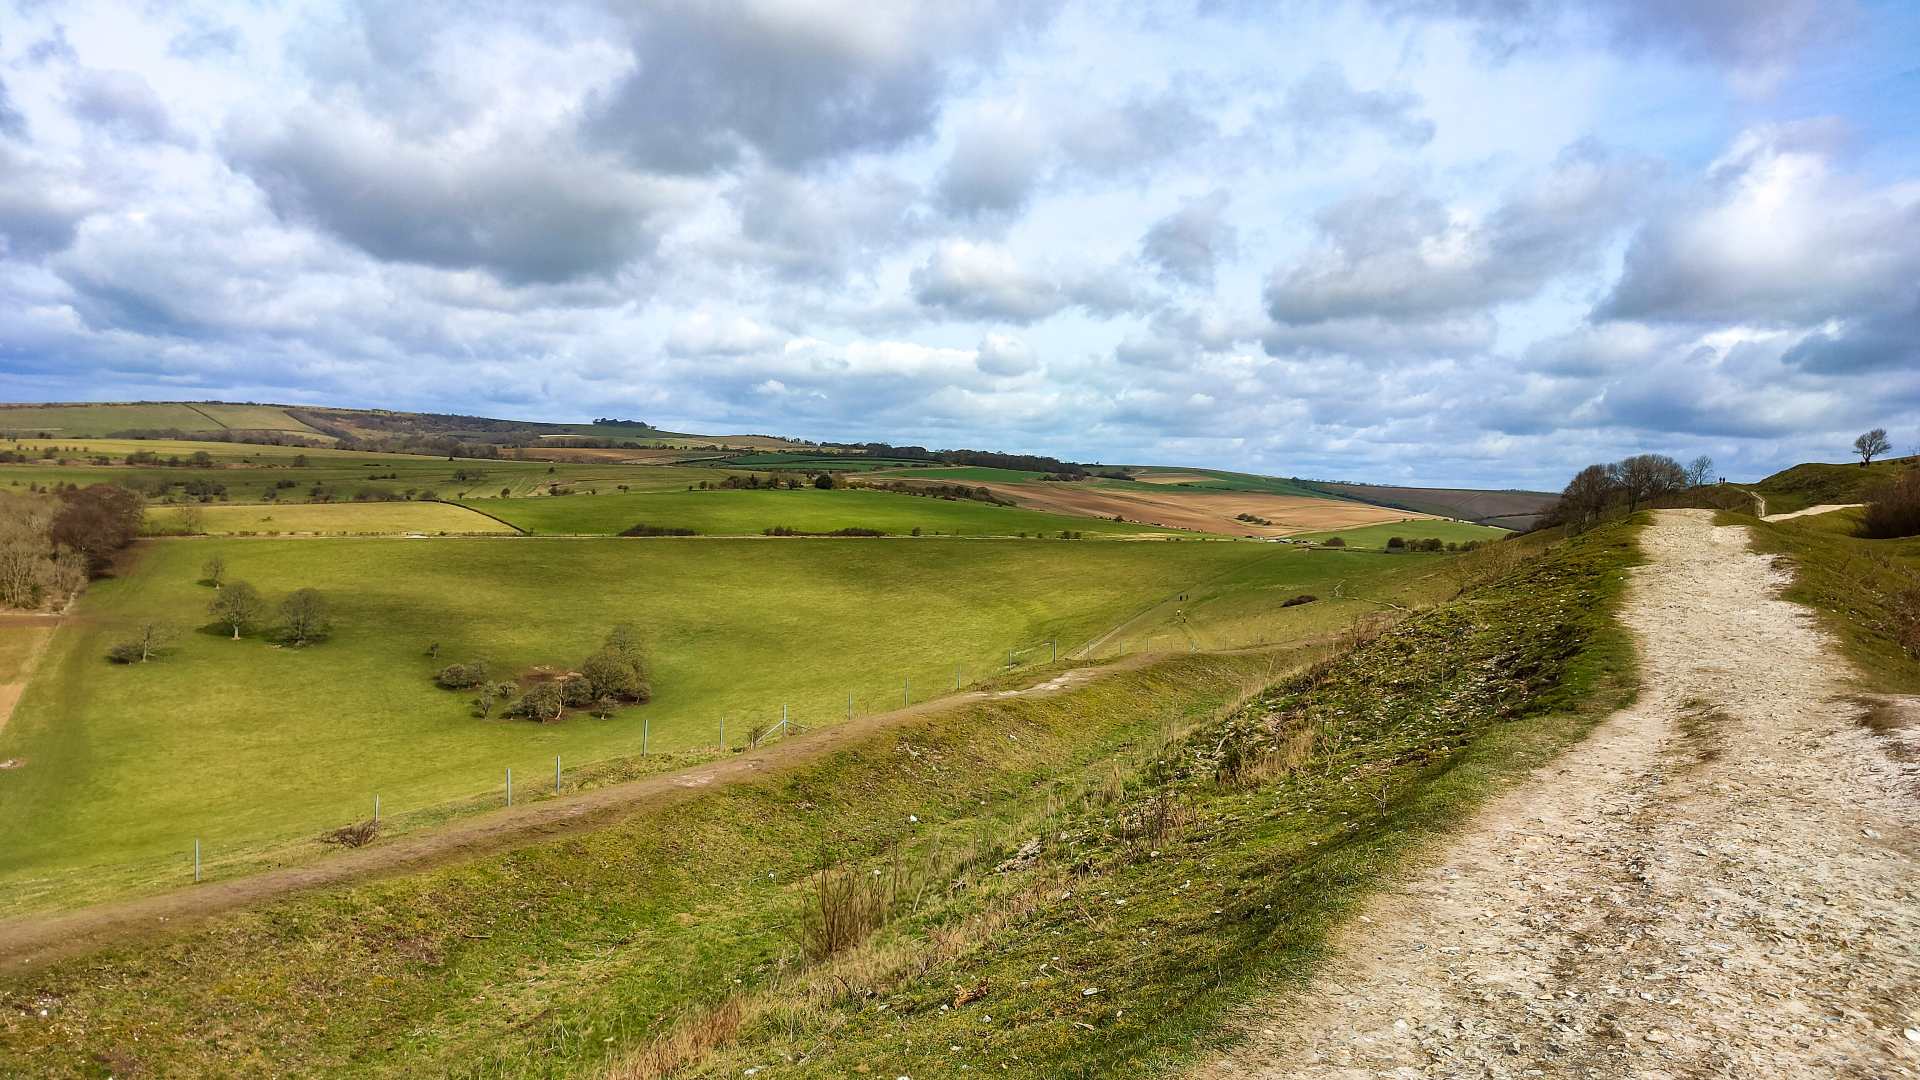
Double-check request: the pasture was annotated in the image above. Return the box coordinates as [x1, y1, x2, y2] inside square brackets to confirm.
[0, 437, 719, 503]
[463, 487, 1174, 536]
[981, 479, 1436, 537]
[143, 501, 519, 535]
[0, 402, 322, 438]
[0, 533, 1449, 911]
[1293, 519, 1510, 548]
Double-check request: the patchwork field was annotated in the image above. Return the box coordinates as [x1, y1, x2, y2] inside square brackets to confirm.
[976, 480, 1436, 536]
[0, 402, 323, 438]
[0, 533, 1454, 912]
[143, 501, 520, 536]
[0, 438, 721, 502]
[462, 487, 1176, 536]
[1300, 480, 1558, 529]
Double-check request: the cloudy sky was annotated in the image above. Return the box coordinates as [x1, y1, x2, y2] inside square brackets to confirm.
[1, 1, 1915, 487]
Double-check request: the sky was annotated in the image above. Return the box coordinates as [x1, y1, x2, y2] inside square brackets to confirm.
[0, 1, 1916, 489]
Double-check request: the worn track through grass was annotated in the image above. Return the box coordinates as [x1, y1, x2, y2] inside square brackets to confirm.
[0, 650, 1170, 972]
[1195, 509, 1920, 1077]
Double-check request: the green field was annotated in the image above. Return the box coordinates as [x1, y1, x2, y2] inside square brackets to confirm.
[0, 402, 321, 437]
[143, 501, 520, 535]
[0, 533, 1447, 911]
[715, 453, 923, 471]
[462, 487, 1177, 536]
[0, 437, 720, 503]
[1292, 519, 1509, 548]
[1122, 467, 1332, 498]
[870, 465, 1054, 483]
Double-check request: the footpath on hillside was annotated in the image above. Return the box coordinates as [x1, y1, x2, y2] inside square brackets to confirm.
[0, 649, 1173, 971]
[1195, 509, 1920, 1077]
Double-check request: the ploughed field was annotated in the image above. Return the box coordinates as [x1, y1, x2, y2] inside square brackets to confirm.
[0, 532, 1449, 913]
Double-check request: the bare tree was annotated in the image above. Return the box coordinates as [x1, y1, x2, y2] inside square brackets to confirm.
[1686, 455, 1714, 487]
[1609, 454, 1689, 511]
[208, 580, 264, 639]
[108, 622, 175, 664]
[177, 504, 205, 536]
[1555, 464, 1619, 533]
[1854, 428, 1891, 467]
[279, 588, 331, 646]
[202, 553, 226, 589]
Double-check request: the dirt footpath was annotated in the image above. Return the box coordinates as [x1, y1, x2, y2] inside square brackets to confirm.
[1195, 509, 1920, 1078]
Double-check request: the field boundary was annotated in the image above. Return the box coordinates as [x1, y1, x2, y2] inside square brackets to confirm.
[431, 499, 529, 534]
[0, 649, 1187, 971]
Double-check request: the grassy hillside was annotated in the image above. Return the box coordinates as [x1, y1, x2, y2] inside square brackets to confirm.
[0, 535, 1446, 912]
[1747, 455, 1918, 515]
[143, 502, 520, 536]
[0, 437, 718, 503]
[1291, 519, 1509, 548]
[0, 522, 1636, 1078]
[1300, 480, 1557, 528]
[0, 403, 322, 438]
[462, 487, 1176, 536]
[1731, 506, 1920, 692]
[1124, 467, 1332, 498]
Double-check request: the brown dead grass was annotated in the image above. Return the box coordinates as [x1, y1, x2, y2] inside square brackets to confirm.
[978, 482, 1433, 537]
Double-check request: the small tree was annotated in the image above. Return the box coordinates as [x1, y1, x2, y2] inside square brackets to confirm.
[1686, 455, 1714, 487]
[202, 553, 226, 589]
[279, 588, 331, 646]
[510, 681, 566, 722]
[1855, 428, 1892, 467]
[1609, 454, 1688, 512]
[178, 504, 206, 536]
[813, 472, 836, 490]
[108, 622, 175, 663]
[208, 580, 264, 639]
[1322, 536, 1346, 548]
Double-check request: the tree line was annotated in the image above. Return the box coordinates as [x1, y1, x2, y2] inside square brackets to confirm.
[1545, 454, 1715, 533]
[0, 484, 143, 610]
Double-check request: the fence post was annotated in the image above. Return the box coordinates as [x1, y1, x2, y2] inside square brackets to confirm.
[903, 678, 909, 707]
[194, 838, 201, 883]
[506, 767, 513, 807]
[719, 715, 725, 749]
[643, 716, 650, 755]
[1051, 638, 1057, 662]
[555, 755, 562, 794]
[846, 692, 852, 720]
[374, 794, 380, 822]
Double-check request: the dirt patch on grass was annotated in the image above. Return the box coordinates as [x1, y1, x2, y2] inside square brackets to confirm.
[977, 482, 1432, 536]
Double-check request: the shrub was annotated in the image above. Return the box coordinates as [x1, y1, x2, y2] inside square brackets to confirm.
[620, 523, 698, 537]
[320, 819, 380, 848]
[1385, 536, 1407, 550]
[559, 674, 595, 708]
[1281, 594, 1318, 607]
[435, 660, 491, 690]
[1321, 536, 1345, 548]
[508, 681, 566, 722]
[1858, 468, 1920, 539]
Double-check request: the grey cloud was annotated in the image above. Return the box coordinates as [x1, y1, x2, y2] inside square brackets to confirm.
[0, 146, 96, 257]
[228, 110, 683, 284]
[588, 2, 1054, 174]
[68, 69, 179, 144]
[1780, 302, 1920, 375]
[975, 332, 1038, 375]
[1268, 140, 1653, 326]
[1597, 122, 1920, 328]
[1371, 0, 1846, 80]
[0, 77, 25, 137]
[1141, 191, 1236, 287]
[1274, 65, 1434, 148]
[936, 116, 1048, 217]
[726, 166, 928, 282]
[1058, 89, 1213, 175]
[910, 242, 1065, 323]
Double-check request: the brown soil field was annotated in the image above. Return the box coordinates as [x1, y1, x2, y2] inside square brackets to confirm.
[506, 447, 713, 464]
[977, 482, 1433, 536]
[1129, 472, 1220, 485]
[1305, 481, 1557, 528]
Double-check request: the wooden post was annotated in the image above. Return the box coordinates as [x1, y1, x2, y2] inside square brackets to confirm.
[194, 838, 200, 883]
[506, 767, 513, 806]
[555, 755, 562, 793]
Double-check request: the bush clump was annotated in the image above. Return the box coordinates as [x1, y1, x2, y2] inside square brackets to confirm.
[435, 660, 491, 690]
[620, 523, 698, 537]
[1859, 468, 1920, 539]
[1280, 594, 1318, 607]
